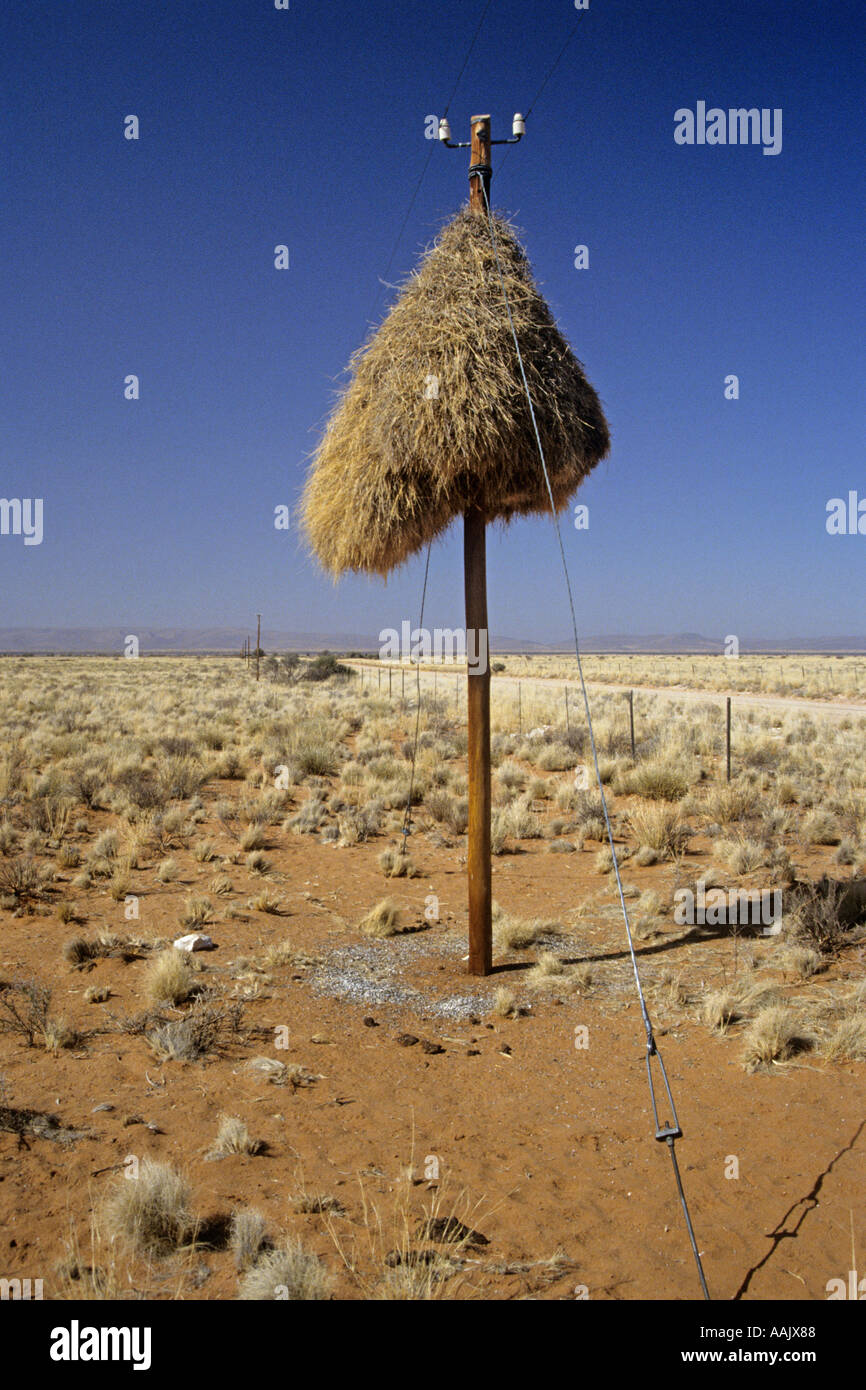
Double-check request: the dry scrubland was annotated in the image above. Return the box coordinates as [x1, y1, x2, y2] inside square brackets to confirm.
[488, 651, 866, 701]
[0, 654, 865, 1301]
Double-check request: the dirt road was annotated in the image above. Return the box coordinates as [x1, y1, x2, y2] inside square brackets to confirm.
[347, 662, 866, 723]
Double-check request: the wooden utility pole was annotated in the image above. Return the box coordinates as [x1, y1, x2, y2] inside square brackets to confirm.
[256, 614, 261, 681]
[468, 114, 492, 213]
[464, 115, 493, 976]
[465, 505, 492, 975]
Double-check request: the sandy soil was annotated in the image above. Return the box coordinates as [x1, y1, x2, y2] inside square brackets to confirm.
[1, 799, 863, 1302]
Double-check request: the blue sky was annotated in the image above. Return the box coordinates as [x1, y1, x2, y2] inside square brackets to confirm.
[1, 0, 863, 644]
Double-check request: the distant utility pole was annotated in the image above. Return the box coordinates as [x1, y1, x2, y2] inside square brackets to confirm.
[256, 614, 261, 681]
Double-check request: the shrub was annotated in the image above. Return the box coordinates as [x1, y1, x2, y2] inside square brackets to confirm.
[147, 1005, 234, 1061]
[0, 856, 50, 906]
[302, 653, 351, 683]
[0, 977, 53, 1046]
[286, 801, 327, 835]
[787, 880, 852, 956]
[68, 765, 103, 809]
[704, 780, 760, 825]
[717, 837, 770, 874]
[802, 811, 842, 846]
[622, 760, 690, 802]
[627, 802, 691, 859]
[158, 757, 204, 801]
[536, 743, 579, 772]
[496, 761, 526, 791]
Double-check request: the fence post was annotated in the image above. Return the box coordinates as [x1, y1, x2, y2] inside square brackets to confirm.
[628, 689, 636, 761]
[565, 685, 569, 733]
[726, 696, 732, 782]
[518, 681, 522, 735]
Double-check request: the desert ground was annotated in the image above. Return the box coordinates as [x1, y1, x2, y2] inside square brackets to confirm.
[1, 653, 864, 1301]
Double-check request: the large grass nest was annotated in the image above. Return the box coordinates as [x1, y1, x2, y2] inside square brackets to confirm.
[302, 206, 610, 576]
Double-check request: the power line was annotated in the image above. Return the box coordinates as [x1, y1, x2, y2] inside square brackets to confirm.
[497, 13, 586, 177]
[442, 0, 496, 118]
[363, 144, 437, 330]
[524, 14, 584, 119]
[364, 0, 496, 332]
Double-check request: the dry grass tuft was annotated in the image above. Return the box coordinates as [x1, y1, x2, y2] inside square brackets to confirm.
[492, 986, 517, 1018]
[229, 1209, 270, 1270]
[147, 1004, 237, 1062]
[701, 980, 780, 1034]
[822, 1014, 866, 1062]
[144, 949, 199, 1006]
[207, 1114, 264, 1158]
[626, 801, 691, 858]
[358, 898, 413, 938]
[526, 950, 568, 989]
[621, 760, 690, 802]
[741, 1005, 812, 1072]
[180, 894, 212, 927]
[237, 1239, 332, 1300]
[102, 1159, 194, 1256]
[492, 905, 562, 952]
[378, 847, 418, 878]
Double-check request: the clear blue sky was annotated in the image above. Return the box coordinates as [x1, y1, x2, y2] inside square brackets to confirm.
[1, 0, 863, 644]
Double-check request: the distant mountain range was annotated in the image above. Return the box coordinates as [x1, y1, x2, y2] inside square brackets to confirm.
[1, 628, 865, 655]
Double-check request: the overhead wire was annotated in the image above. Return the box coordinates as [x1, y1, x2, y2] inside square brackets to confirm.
[363, 0, 495, 332]
[497, 12, 586, 178]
